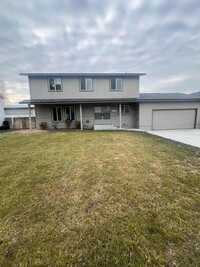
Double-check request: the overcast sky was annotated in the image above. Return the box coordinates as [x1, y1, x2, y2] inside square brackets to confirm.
[0, 0, 200, 102]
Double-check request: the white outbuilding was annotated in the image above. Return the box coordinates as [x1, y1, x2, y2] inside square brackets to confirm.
[0, 93, 5, 126]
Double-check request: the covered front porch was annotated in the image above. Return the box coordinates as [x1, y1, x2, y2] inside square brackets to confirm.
[91, 103, 139, 130]
[21, 99, 140, 130]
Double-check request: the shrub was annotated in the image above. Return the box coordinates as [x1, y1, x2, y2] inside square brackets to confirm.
[39, 122, 47, 130]
[74, 120, 81, 129]
[65, 119, 72, 128]
[52, 123, 58, 130]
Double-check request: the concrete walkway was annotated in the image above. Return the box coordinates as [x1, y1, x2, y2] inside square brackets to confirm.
[147, 129, 200, 148]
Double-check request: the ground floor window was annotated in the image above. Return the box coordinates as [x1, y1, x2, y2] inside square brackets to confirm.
[66, 106, 76, 120]
[94, 106, 110, 120]
[52, 107, 62, 122]
[122, 105, 131, 114]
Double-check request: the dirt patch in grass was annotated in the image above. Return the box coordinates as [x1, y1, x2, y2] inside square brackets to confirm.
[0, 131, 199, 266]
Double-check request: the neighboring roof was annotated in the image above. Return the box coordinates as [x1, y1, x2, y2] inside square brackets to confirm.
[19, 72, 146, 78]
[140, 91, 200, 102]
[4, 104, 34, 109]
[190, 91, 200, 97]
[19, 98, 139, 105]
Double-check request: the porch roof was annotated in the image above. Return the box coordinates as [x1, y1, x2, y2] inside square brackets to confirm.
[19, 98, 140, 105]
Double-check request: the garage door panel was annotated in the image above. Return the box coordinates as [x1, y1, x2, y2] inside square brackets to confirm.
[152, 109, 196, 130]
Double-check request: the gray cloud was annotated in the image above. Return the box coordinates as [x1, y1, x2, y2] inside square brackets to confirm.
[0, 0, 200, 102]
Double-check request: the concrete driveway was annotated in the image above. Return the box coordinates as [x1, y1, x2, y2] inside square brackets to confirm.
[147, 129, 200, 148]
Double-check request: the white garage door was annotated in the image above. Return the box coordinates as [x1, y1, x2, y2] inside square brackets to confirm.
[152, 109, 196, 130]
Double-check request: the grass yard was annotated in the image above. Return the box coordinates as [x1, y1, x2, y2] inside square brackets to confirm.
[0, 131, 199, 267]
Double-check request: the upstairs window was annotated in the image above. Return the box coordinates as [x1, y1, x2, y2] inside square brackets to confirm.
[80, 78, 92, 91]
[110, 77, 122, 90]
[49, 78, 62, 91]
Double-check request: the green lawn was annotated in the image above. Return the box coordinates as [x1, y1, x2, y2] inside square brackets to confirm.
[0, 131, 199, 267]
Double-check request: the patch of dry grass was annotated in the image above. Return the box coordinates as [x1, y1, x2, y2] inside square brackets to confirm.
[0, 131, 199, 266]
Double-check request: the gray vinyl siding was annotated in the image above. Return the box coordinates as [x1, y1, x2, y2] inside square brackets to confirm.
[139, 102, 200, 130]
[35, 103, 138, 130]
[29, 77, 139, 100]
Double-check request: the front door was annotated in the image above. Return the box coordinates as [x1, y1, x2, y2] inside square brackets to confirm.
[94, 106, 111, 124]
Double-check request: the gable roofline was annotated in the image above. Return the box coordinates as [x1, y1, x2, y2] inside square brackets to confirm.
[19, 72, 146, 78]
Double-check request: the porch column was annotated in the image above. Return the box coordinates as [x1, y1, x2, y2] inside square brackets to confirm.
[79, 104, 83, 130]
[28, 104, 32, 131]
[11, 116, 14, 129]
[119, 103, 122, 129]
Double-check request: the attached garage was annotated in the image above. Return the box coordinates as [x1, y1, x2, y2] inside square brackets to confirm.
[139, 96, 200, 131]
[152, 109, 197, 130]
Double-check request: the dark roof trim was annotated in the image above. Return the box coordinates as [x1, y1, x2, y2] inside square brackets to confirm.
[19, 72, 146, 78]
[140, 99, 200, 103]
[19, 97, 200, 105]
[140, 92, 200, 100]
[19, 98, 140, 105]
[140, 92, 200, 102]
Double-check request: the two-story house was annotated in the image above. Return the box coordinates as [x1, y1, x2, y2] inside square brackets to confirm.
[19, 73, 145, 130]
[19, 72, 200, 131]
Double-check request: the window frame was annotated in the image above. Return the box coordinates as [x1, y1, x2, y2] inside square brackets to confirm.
[48, 77, 62, 92]
[94, 106, 111, 120]
[65, 106, 76, 121]
[80, 77, 93, 91]
[52, 106, 63, 122]
[110, 77, 123, 91]
[122, 104, 131, 114]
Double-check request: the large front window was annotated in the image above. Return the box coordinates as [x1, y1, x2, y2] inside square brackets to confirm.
[52, 107, 62, 122]
[80, 78, 92, 91]
[94, 106, 110, 120]
[49, 78, 62, 91]
[110, 77, 122, 90]
[66, 106, 75, 120]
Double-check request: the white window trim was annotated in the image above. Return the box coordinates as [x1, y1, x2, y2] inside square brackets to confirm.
[48, 77, 62, 92]
[110, 77, 123, 91]
[80, 78, 93, 91]
[94, 106, 111, 120]
[52, 106, 62, 122]
[65, 106, 76, 121]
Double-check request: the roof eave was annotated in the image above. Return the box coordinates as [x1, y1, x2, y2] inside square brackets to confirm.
[19, 98, 140, 105]
[19, 72, 146, 78]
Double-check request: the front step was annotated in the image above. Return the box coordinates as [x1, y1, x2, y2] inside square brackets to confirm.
[94, 124, 118, 130]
